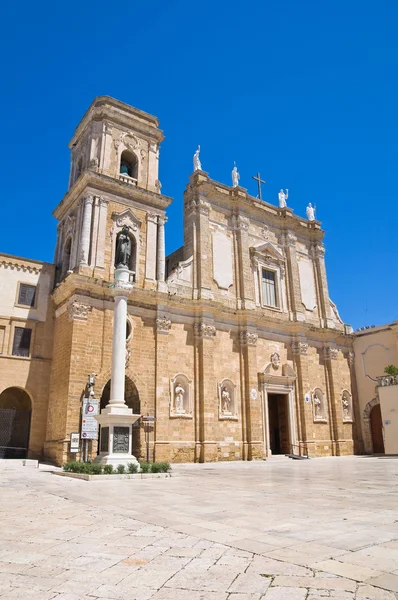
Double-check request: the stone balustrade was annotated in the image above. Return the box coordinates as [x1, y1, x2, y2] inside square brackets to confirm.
[377, 374, 398, 387]
[119, 174, 137, 186]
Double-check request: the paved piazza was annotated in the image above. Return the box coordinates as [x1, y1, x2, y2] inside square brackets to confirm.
[1, 457, 398, 600]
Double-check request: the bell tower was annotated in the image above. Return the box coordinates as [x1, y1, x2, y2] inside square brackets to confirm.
[53, 96, 172, 289]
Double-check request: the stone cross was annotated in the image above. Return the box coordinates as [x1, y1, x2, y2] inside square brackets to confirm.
[252, 172, 266, 200]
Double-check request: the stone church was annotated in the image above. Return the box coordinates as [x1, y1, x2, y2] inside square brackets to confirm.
[0, 96, 361, 465]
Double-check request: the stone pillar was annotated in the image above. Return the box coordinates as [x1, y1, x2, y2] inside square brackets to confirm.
[79, 195, 93, 265]
[153, 313, 171, 462]
[283, 232, 305, 321]
[291, 340, 311, 455]
[194, 320, 216, 461]
[95, 197, 108, 270]
[145, 213, 158, 285]
[240, 330, 263, 460]
[89, 197, 100, 267]
[323, 345, 340, 455]
[234, 216, 255, 310]
[157, 216, 167, 292]
[314, 244, 334, 328]
[95, 267, 141, 467]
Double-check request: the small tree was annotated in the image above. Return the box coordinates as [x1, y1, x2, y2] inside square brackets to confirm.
[384, 365, 398, 375]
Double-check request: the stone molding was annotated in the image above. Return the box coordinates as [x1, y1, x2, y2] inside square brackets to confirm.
[323, 346, 338, 361]
[292, 341, 308, 356]
[188, 198, 210, 216]
[99, 196, 109, 207]
[194, 322, 216, 339]
[0, 261, 42, 274]
[147, 213, 159, 224]
[240, 331, 258, 346]
[68, 300, 92, 321]
[377, 374, 398, 387]
[110, 280, 133, 295]
[347, 351, 355, 367]
[156, 316, 172, 334]
[158, 215, 168, 226]
[83, 194, 94, 206]
[315, 243, 326, 257]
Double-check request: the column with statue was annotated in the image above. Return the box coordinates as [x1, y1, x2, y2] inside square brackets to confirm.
[95, 226, 141, 466]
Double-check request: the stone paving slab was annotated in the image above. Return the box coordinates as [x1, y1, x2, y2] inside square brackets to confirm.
[1, 457, 398, 599]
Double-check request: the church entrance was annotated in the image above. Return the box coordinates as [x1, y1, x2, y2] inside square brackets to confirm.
[267, 393, 290, 455]
[370, 404, 385, 454]
[100, 377, 141, 458]
[0, 387, 32, 458]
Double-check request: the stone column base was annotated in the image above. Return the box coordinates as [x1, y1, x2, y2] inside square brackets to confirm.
[95, 406, 141, 467]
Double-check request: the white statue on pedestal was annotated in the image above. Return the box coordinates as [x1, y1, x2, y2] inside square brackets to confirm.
[342, 396, 350, 418]
[313, 394, 322, 418]
[175, 382, 185, 413]
[221, 386, 231, 413]
[232, 162, 240, 187]
[193, 146, 202, 172]
[306, 203, 316, 221]
[278, 189, 288, 208]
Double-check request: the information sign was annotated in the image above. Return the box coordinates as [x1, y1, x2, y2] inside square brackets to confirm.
[81, 398, 99, 439]
[70, 432, 80, 453]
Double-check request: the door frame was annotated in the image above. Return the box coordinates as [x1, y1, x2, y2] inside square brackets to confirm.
[259, 373, 297, 457]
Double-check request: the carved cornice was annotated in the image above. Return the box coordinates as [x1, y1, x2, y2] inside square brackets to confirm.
[292, 341, 308, 355]
[68, 300, 92, 321]
[0, 261, 42, 274]
[99, 196, 109, 207]
[377, 374, 398, 387]
[240, 331, 258, 346]
[194, 322, 216, 339]
[156, 316, 172, 334]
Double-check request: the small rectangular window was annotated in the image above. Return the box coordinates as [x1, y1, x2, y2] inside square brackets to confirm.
[262, 269, 277, 307]
[12, 327, 32, 357]
[18, 284, 36, 307]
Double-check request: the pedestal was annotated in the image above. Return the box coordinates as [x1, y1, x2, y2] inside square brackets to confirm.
[95, 266, 141, 467]
[95, 406, 141, 467]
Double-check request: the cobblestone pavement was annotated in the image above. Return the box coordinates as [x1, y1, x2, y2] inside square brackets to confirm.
[1, 456, 398, 599]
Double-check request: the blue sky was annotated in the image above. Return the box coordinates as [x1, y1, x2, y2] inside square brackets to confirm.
[1, 0, 397, 329]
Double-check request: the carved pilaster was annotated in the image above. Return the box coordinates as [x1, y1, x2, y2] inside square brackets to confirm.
[68, 300, 92, 322]
[156, 316, 172, 335]
[194, 322, 216, 339]
[292, 341, 308, 356]
[323, 346, 338, 361]
[240, 331, 258, 346]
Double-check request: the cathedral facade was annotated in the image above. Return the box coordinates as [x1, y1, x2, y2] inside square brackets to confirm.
[0, 96, 361, 465]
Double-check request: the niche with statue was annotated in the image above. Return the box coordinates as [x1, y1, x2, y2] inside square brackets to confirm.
[341, 390, 353, 422]
[312, 388, 328, 422]
[169, 374, 193, 418]
[218, 378, 238, 420]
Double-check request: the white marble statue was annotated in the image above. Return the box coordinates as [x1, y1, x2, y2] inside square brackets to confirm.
[221, 386, 231, 413]
[278, 189, 288, 208]
[306, 203, 316, 221]
[175, 382, 185, 413]
[342, 396, 350, 418]
[193, 146, 202, 172]
[232, 163, 240, 187]
[313, 394, 322, 417]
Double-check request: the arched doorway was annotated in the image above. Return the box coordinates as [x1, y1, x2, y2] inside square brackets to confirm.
[100, 377, 141, 458]
[0, 387, 32, 458]
[370, 404, 385, 454]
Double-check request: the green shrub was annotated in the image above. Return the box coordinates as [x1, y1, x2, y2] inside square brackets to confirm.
[127, 462, 138, 474]
[139, 461, 151, 473]
[89, 463, 103, 475]
[151, 462, 171, 473]
[116, 464, 125, 474]
[384, 365, 398, 375]
[158, 461, 171, 473]
[63, 461, 79, 472]
[103, 464, 114, 474]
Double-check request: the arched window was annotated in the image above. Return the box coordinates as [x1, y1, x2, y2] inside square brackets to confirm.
[120, 150, 138, 181]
